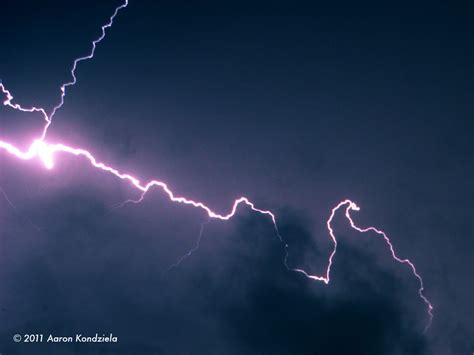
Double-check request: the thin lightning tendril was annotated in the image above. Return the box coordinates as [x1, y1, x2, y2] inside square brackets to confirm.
[165, 219, 210, 274]
[0, 186, 17, 211]
[0, 186, 42, 232]
[0, 0, 433, 331]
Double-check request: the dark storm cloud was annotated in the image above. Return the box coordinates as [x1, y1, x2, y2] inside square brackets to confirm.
[216, 213, 428, 355]
[0, 188, 428, 354]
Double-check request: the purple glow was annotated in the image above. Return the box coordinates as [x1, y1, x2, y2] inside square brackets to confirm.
[0, 0, 433, 332]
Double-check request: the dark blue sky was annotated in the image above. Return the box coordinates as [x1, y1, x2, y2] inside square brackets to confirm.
[0, 1, 472, 354]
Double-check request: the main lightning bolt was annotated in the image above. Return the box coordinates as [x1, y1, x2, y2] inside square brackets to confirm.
[0, 0, 433, 332]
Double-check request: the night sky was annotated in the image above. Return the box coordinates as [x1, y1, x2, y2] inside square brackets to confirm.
[0, 1, 472, 354]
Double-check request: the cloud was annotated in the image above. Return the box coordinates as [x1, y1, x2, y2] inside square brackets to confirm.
[0, 191, 428, 354]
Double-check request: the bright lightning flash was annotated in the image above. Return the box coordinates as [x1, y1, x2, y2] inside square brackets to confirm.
[0, 0, 433, 332]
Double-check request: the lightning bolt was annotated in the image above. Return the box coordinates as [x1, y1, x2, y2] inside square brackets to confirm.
[0, 0, 433, 332]
[0, 186, 42, 232]
[165, 219, 210, 273]
[0, 0, 129, 141]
